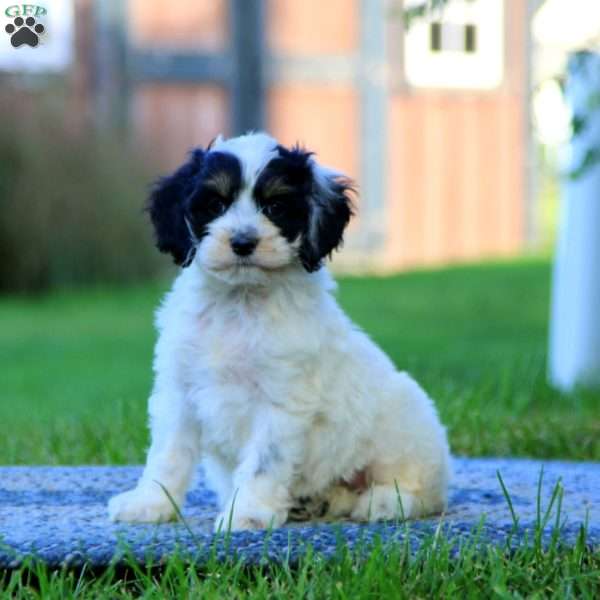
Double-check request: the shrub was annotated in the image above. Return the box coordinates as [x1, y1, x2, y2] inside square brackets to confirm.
[0, 88, 164, 293]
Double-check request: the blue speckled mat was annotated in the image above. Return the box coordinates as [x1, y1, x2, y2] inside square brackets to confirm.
[1, 458, 598, 568]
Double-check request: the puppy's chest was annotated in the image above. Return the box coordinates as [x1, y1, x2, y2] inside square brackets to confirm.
[190, 297, 315, 381]
[197, 305, 273, 379]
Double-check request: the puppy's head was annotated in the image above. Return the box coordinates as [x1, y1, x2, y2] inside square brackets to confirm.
[148, 132, 354, 284]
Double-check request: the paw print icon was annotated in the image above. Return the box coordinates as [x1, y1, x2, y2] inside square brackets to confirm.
[5, 16, 45, 48]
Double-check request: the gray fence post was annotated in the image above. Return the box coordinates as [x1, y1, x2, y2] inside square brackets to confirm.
[230, 0, 265, 135]
[93, 0, 129, 131]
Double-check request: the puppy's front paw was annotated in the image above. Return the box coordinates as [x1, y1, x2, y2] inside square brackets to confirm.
[213, 505, 287, 532]
[108, 487, 179, 523]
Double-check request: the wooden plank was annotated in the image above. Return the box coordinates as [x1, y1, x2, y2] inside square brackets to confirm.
[132, 84, 230, 170]
[266, 0, 357, 55]
[128, 0, 228, 51]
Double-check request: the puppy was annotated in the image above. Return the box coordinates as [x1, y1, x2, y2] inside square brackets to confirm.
[108, 132, 450, 531]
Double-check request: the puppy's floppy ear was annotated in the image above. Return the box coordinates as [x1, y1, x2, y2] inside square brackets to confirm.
[300, 162, 355, 272]
[147, 148, 205, 267]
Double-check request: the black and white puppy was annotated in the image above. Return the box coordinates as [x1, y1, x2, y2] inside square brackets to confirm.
[108, 132, 450, 531]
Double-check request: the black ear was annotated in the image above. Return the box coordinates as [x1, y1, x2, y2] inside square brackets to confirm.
[299, 164, 355, 272]
[147, 148, 205, 266]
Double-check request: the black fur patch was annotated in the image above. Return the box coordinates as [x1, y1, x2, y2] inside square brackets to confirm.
[186, 152, 243, 239]
[299, 174, 354, 272]
[147, 150, 242, 266]
[255, 144, 354, 272]
[253, 145, 313, 246]
[288, 497, 330, 521]
[147, 148, 205, 266]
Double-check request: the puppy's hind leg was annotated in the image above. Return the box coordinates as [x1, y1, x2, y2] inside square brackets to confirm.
[324, 485, 360, 519]
[350, 472, 421, 523]
[350, 456, 450, 522]
[352, 374, 450, 522]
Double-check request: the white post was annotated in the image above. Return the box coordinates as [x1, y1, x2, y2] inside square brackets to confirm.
[549, 52, 600, 391]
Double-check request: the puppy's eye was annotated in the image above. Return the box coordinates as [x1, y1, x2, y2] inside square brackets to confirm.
[263, 199, 286, 218]
[206, 196, 227, 216]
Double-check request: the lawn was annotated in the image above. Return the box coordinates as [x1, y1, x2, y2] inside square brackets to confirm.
[1, 258, 599, 597]
[1, 257, 598, 464]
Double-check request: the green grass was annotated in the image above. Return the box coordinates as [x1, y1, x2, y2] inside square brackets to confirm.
[2, 258, 599, 597]
[2, 523, 599, 598]
[1, 257, 598, 464]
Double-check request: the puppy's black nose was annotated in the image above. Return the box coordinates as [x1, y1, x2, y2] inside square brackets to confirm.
[230, 232, 259, 256]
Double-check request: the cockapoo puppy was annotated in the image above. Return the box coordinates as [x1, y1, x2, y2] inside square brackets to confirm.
[108, 132, 450, 531]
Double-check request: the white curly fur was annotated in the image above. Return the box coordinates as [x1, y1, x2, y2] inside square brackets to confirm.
[108, 133, 451, 531]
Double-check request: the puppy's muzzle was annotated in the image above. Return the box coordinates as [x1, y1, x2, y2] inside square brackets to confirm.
[230, 230, 259, 257]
